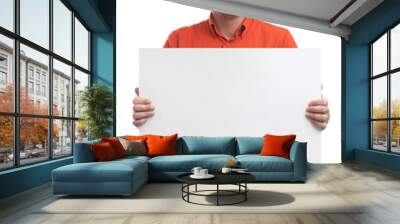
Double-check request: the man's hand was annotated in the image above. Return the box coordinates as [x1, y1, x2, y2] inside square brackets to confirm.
[305, 98, 330, 129]
[132, 87, 155, 127]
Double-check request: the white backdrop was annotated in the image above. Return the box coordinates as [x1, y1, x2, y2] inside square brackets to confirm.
[116, 0, 342, 163]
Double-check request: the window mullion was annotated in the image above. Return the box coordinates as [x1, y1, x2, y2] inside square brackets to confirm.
[48, 0, 54, 160]
[388, 30, 391, 152]
[71, 10, 76, 155]
[88, 26, 90, 78]
[370, 45, 373, 149]
[13, 0, 20, 167]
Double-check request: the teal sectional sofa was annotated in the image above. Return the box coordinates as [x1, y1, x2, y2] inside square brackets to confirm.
[52, 136, 307, 196]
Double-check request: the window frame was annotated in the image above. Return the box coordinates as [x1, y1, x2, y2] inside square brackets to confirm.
[370, 20, 400, 154]
[0, 0, 91, 171]
[0, 53, 8, 89]
[0, 53, 7, 68]
[0, 71, 7, 85]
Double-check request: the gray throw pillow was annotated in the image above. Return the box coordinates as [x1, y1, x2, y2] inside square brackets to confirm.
[118, 137, 147, 156]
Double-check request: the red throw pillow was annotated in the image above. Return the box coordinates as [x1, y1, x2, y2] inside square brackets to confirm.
[91, 142, 117, 161]
[146, 134, 178, 157]
[101, 137, 127, 158]
[260, 134, 296, 159]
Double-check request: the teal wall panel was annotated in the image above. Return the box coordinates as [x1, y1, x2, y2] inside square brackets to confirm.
[0, 158, 72, 199]
[342, 44, 370, 160]
[355, 149, 400, 172]
[92, 33, 114, 88]
[91, 0, 116, 135]
[91, 32, 115, 135]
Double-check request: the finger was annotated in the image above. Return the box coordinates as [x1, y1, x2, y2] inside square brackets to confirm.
[135, 87, 139, 96]
[306, 106, 329, 114]
[133, 111, 155, 120]
[133, 119, 147, 127]
[310, 120, 327, 129]
[134, 104, 155, 112]
[305, 112, 330, 122]
[133, 97, 151, 105]
[308, 98, 328, 106]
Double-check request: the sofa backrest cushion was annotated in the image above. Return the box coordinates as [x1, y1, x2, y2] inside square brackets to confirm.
[178, 136, 236, 155]
[73, 139, 100, 163]
[235, 137, 263, 155]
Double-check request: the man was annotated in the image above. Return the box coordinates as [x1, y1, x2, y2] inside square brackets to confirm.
[133, 12, 330, 129]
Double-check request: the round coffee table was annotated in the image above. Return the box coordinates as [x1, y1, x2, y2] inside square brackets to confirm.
[177, 173, 255, 206]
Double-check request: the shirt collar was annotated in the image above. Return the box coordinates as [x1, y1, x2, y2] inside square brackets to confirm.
[208, 13, 252, 40]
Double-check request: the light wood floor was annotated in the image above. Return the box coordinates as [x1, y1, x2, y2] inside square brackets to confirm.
[1, 162, 400, 224]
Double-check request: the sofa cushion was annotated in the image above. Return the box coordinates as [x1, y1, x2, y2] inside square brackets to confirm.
[149, 154, 235, 172]
[53, 158, 147, 183]
[236, 155, 293, 172]
[178, 136, 236, 155]
[235, 137, 263, 155]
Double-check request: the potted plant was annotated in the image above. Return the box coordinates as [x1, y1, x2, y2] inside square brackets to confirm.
[79, 84, 113, 140]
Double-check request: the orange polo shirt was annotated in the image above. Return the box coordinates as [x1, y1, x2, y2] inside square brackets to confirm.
[164, 14, 297, 48]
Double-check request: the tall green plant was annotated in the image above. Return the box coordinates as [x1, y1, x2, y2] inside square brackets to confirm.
[79, 84, 113, 140]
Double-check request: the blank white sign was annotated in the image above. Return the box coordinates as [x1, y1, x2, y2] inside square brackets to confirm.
[139, 49, 322, 162]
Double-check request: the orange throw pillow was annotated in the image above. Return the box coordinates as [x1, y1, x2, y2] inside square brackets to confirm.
[260, 134, 296, 159]
[101, 137, 127, 158]
[146, 134, 178, 157]
[124, 135, 148, 141]
[91, 142, 117, 161]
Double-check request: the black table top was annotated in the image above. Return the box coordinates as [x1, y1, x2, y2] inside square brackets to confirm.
[177, 172, 255, 185]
